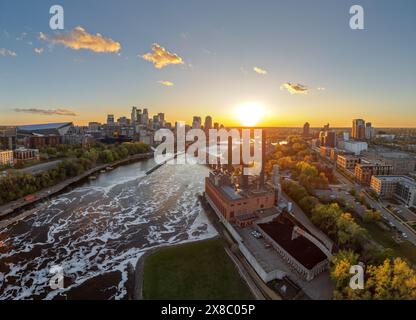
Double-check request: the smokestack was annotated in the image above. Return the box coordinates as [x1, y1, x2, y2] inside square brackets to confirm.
[228, 135, 233, 173]
[240, 134, 249, 190]
[259, 129, 266, 188]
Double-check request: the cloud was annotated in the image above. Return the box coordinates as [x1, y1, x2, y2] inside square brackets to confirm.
[39, 26, 121, 53]
[0, 48, 17, 57]
[281, 82, 308, 95]
[39, 32, 47, 41]
[180, 32, 189, 40]
[34, 48, 44, 54]
[141, 43, 184, 69]
[16, 32, 27, 41]
[317, 87, 326, 91]
[158, 80, 174, 87]
[14, 108, 77, 116]
[253, 66, 267, 75]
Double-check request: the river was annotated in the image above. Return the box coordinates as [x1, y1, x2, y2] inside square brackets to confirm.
[0, 158, 217, 300]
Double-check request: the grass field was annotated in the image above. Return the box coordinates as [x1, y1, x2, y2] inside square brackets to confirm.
[361, 222, 416, 265]
[143, 238, 254, 300]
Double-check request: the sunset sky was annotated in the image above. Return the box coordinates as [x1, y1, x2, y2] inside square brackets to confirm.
[1, 0, 415, 127]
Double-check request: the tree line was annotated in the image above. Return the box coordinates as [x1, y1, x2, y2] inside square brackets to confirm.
[267, 135, 416, 299]
[0, 142, 150, 205]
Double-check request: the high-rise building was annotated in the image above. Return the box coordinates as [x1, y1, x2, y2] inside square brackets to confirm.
[118, 117, 128, 126]
[324, 131, 336, 148]
[365, 122, 374, 140]
[303, 122, 310, 138]
[131, 106, 138, 123]
[152, 115, 160, 130]
[204, 116, 213, 131]
[142, 109, 149, 126]
[0, 126, 17, 150]
[158, 113, 165, 127]
[136, 109, 142, 124]
[107, 114, 115, 125]
[192, 116, 202, 129]
[352, 119, 366, 140]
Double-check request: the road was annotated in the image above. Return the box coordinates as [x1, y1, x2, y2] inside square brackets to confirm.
[20, 160, 63, 174]
[314, 148, 416, 246]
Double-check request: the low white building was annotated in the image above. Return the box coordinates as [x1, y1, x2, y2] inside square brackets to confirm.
[343, 140, 368, 155]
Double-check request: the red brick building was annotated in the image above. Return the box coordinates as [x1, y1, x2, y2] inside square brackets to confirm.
[205, 172, 275, 226]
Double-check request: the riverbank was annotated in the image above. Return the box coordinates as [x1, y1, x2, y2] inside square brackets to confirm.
[0, 152, 153, 218]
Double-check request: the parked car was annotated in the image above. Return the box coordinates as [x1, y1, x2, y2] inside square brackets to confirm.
[251, 230, 263, 239]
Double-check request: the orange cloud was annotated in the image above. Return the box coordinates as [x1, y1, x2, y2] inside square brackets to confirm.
[39, 26, 121, 53]
[142, 43, 184, 69]
[14, 108, 77, 116]
[281, 82, 308, 95]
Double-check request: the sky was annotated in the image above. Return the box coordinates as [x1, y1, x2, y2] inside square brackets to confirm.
[0, 0, 415, 127]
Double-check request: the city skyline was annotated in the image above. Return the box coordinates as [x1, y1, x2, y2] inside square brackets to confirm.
[1, 1, 416, 127]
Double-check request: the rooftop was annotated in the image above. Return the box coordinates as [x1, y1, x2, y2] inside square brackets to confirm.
[17, 123, 73, 131]
[221, 185, 243, 200]
[258, 216, 327, 270]
[344, 140, 368, 145]
[373, 175, 416, 187]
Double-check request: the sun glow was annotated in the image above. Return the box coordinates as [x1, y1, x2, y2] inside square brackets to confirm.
[235, 102, 265, 127]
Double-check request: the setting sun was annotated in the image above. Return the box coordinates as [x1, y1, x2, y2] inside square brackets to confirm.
[234, 102, 265, 127]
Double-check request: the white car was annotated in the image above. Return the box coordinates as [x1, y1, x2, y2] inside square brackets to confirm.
[402, 233, 408, 239]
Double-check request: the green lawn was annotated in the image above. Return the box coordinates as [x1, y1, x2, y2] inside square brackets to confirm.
[360, 222, 416, 265]
[143, 238, 254, 300]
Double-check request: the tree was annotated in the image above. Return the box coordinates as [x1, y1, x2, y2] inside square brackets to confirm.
[365, 258, 412, 299]
[363, 210, 381, 224]
[277, 156, 294, 170]
[311, 203, 340, 238]
[336, 212, 366, 247]
[332, 257, 416, 300]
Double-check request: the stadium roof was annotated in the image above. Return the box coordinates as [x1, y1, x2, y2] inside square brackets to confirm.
[17, 123, 73, 131]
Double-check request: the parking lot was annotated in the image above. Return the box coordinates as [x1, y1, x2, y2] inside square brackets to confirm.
[386, 203, 416, 223]
[315, 187, 366, 216]
[236, 226, 334, 300]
